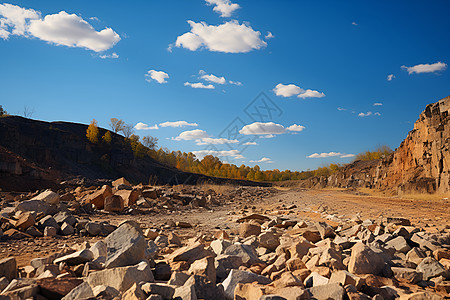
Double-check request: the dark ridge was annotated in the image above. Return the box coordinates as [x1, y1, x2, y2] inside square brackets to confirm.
[0, 116, 270, 192]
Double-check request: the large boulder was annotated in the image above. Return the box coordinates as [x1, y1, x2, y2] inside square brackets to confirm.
[104, 195, 124, 212]
[105, 221, 146, 268]
[87, 261, 154, 292]
[348, 243, 385, 275]
[221, 269, 272, 300]
[15, 200, 51, 215]
[168, 241, 215, 264]
[0, 257, 17, 281]
[114, 190, 140, 207]
[54, 249, 93, 266]
[416, 257, 448, 280]
[86, 185, 113, 209]
[31, 190, 60, 205]
[223, 243, 261, 266]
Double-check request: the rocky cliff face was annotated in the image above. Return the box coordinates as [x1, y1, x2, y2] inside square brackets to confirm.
[379, 95, 450, 194]
[305, 96, 450, 194]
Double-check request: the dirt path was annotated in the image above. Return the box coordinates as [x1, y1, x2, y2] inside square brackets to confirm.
[2, 187, 449, 267]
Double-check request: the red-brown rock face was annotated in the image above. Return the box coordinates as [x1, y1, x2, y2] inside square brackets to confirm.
[381, 96, 449, 193]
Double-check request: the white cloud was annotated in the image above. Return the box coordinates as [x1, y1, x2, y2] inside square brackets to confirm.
[135, 122, 159, 130]
[175, 20, 266, 53]
[201, 73, 226, 84]
[373, 102, 383, 106]
[273, 83, 302, 97]
[307, 152, 355, 158]
[205, 0, 240, 17]
[159, 121, 198, 128]
[145, 70, 169, 84]
[195, 137, 239, 145]
[358, 112, 372, 117]
[250, 157, 273, 163]
[387, 74, 395, 81]
[239, 122, 306, 136]
[99, 52, 118, 59]
[265, 31, 274, 39]
[286, 124, 305, 132]
[89, 17, 99, 22]
[337, 107, 346, 111]
[352, 22, 358, 26]
[240, 122, 286, 135]
[298, 89, 325, 99]
[193, 149, 243, 160]
[0, 3, 40, 39]
[229, 80, 242, 86]
[173, 129, 209, 141]
[243, 141, 257, 145]
[273, 83, 325, 99]
[28, 11, 120, 52]
[401, 62, 447, 74]
[374, 112, 381, 116]
[184, 82, 215, 89]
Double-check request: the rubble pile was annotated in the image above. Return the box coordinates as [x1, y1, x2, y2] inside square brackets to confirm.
[0, 186, 448, 299]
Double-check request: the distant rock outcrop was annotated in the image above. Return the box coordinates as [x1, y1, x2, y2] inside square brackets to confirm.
[303, 96, 450, 194]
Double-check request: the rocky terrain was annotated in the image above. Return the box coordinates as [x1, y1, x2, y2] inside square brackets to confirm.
[0, 179, 449, 299]
[303, 96, 450, 195]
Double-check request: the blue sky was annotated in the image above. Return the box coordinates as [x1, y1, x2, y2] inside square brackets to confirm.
[0, 0, 449, 171]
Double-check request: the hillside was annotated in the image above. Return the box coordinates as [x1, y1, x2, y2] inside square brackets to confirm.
[302, 95, 450, 194]
[0, 116, 269, 191]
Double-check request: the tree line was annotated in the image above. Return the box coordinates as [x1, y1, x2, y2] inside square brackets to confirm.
[85, 118, 392, 182]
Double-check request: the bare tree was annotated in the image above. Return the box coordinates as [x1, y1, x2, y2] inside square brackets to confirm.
[121, 123, 134, 138]
[109, 118, 125, 133]
[142, 135, 158, 150]
[23, 106, 35, 118]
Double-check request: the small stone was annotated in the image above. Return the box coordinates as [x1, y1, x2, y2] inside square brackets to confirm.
[44, 226, 57, 237]
[239, 223, 261, 238]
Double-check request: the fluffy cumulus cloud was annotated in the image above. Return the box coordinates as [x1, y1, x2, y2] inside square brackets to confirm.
[307, 152, 355, 158]
[250, 157, 272, 163]
[0, 3, 40, 39]
[401, 62, 447, 74]
[205, 0, 239, 17]
[273, 84, 302, 97]
[297, 89, 325, 99]
[159, 121, 198, 128]
[175, 20, 266, 53]
[173, 129, 237, 145]
[145, 70, 169, 84]
[174, 129, 209, 141]
[273, 83, 325, 99]
[387, 74, 395, 81]
[240, 122, 286, 135]
[373, 102, 383, 106]
[239, 122, 306, 137]
[0, 4, 120, 52]
[244, 141, 257, 145]
[28, 11, 120, 52]
[286, 124, 305, 132]
[184, 82, 215, 89]
[135, 122, 159, 130]
[192, 149, 243, 160]
[200, 73, 226, 84]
